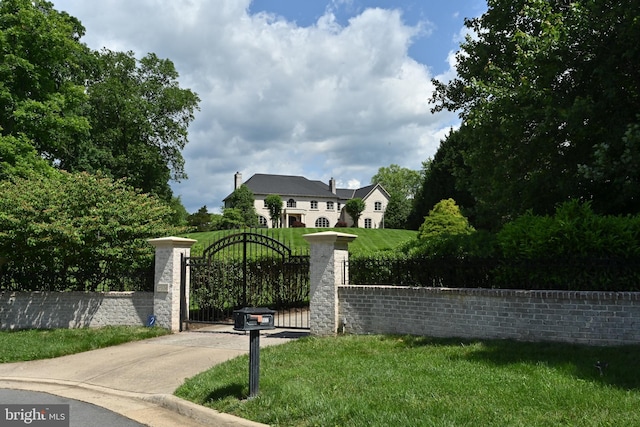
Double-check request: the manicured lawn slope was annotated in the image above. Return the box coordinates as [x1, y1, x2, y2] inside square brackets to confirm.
[182, 228, 417, 256]
[176, 335, 640, 427]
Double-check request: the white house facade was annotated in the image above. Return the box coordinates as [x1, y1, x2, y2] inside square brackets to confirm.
[224, 173, 390, 228]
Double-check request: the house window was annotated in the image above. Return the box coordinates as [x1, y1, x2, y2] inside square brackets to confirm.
[327, 201, 334, 210]
[311, 200, 318, 210]
[315, 217, 330, 228]
[287, 198, 296, 208]
[259, 216, 268, 227]
[375, 201, 382, 211]
[337, 202, 341, 211]
[364, 218, 373, 228]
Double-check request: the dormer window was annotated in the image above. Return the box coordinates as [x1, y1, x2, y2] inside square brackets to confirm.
[287, 198, 296, 208]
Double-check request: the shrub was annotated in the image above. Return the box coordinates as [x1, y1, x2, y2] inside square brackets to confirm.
[334, 221, 348, 228]
[403, 199, 476, 256]
[291, 220, 306, 228]
[491, 200, 640, 290]
[0, 171, 182, 291]
[497, 200, 640, 259]
[418, 199, 475, 240]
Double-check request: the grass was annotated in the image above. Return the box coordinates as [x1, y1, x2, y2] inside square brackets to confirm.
[175, 335, 640, 426]
[182, 228, 417, 256]
[0, 326, 170, 363]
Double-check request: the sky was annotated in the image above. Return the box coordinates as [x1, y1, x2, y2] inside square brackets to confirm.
[51, 0, 487, 214]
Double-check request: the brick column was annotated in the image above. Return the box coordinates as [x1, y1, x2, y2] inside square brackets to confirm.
[148, 236, 197, 332]
[303, 231, 357, 336]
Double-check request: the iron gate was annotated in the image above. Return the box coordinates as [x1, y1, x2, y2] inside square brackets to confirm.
[181, 231, 309, 330]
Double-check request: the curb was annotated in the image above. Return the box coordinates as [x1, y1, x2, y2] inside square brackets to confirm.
[143, 394, 268, 427]
[0, 377, 266, 427]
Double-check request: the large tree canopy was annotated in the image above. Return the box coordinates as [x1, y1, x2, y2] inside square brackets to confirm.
[408, 130, 475, 229]
[371, 164, 421, 229]
[0, 0, 199, 201]
[75, 50, 199, 200]
[430, 0, 640, 228]
[0, 0, 91, 164]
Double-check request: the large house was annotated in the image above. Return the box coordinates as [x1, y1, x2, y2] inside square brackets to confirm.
[224, 172, 390, 228]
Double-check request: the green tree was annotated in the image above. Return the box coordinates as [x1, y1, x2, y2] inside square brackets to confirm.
[264, 194, 283, 228]
[431, 0, 640, 228]
[409, 130, 475, 229]
[187, 205, 212, 231]
[0, 1, 200, 202]
[371, 164, 421, 200]
[345, 198, 366, 228]
[418, 199, 474, 241]
[218, 208, 246, 229]
[401, 198, 476, 257]
[0, 171, 180, 291]
[167, 196, 189, 227]
[0, 134, 53, 180]
[371, 164, 421, 229]
[382, 194, 411, 229]
[0, 0, 91, 164]
[227, 185, 259, 227]
[77, 49, 200, 201]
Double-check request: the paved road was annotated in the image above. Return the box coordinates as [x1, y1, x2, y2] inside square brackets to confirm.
[0, 389, 144, 427]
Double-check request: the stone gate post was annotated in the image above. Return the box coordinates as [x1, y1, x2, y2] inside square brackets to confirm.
[148, 236, 197, 332]
[303, 231, 357, 336]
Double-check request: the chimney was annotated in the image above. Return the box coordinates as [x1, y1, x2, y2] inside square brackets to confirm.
[329, 177, 336, 194]
[234, 172, 242, 190]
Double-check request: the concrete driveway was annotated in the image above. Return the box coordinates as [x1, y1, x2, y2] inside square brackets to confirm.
[0, 325, 308, 426]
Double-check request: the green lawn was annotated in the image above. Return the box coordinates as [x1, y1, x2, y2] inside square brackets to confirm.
[0, 326, 170, 362]
[175, 335, 640, 426]
[182, 228, 417, 256]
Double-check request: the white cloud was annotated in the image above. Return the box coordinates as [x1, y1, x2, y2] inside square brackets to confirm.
[53, 0, 460, 213]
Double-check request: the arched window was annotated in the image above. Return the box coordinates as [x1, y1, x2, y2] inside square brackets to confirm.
[375, 201, 382, 211]
[315, 217, 330, 228]
[259, 216, 268, 227]
[364, 218, 373, 228]
[287, 198, 296, 208]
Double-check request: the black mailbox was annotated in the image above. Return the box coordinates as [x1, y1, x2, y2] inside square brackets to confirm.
[233, 307, 276, 331]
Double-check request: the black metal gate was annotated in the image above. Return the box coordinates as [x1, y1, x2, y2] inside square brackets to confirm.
[181, 231, 309, 330]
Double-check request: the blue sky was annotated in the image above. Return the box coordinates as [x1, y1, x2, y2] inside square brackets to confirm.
[52, 0, 487, 213]
[250, 0, 485, 74]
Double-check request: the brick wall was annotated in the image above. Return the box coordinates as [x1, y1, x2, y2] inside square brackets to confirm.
[0, 291, 154, 330]
[338, 286, 640, 345]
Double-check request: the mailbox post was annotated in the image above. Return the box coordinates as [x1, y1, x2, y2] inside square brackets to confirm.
[233, 307, 275, 398]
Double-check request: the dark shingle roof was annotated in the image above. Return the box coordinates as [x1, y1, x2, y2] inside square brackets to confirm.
[241, 174, 335, 198]
[224, 173, 389, 202]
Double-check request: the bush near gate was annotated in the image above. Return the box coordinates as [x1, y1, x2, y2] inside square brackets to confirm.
[355, 200, 640, 291]
[0, 171, 182, 291]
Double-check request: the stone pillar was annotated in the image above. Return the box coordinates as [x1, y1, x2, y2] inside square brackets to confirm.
[303, 231, 357, 336]
[148, 236, 197, 332]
